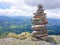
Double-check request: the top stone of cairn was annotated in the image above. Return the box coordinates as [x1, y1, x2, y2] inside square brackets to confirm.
[37, 4, 43, 9]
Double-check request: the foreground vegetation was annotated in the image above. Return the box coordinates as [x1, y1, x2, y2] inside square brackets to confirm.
[0, 32, 60, 45]
[0, 32, 60, 42]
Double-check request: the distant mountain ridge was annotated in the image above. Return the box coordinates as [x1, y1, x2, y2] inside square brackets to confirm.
[0, 16, 60, 35]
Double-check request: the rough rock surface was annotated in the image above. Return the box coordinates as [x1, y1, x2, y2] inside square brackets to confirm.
[0, 36, 60, 45]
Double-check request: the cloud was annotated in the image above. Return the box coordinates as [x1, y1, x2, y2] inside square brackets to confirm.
[0, 0, 60, 19]
[45, 9, 60, 18]
[24, 0, 41, 6]
[25, 0, 60, 9]
[0, 0, 35, 16]
[41, 0, 60, 9]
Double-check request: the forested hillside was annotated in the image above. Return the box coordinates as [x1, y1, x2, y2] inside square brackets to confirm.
[0, 16, 60, 36]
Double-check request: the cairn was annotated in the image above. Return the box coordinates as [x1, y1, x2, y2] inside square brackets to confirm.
[31, 4, 48, 40]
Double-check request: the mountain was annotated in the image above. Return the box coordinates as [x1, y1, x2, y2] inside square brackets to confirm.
[0, 16, 60, 35]
[47, 18, 60, 35]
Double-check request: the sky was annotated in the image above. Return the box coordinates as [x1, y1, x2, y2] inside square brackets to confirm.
[0, 0, 60, 18]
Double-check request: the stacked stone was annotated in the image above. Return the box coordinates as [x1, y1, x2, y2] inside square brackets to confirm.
[31, 4, 48, 40]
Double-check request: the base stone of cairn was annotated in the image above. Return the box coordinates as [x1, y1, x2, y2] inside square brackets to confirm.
[31, 4, 48, 40]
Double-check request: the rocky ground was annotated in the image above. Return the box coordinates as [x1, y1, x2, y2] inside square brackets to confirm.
[0, 35, 60, 45]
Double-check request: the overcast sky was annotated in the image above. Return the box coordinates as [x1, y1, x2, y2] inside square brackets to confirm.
[0, 0, 60, 18]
